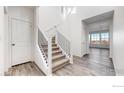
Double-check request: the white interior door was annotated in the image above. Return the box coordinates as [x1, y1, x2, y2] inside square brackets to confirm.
[11, 18, 32, 66]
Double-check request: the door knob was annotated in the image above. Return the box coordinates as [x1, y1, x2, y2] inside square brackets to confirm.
[12, 44, 15, 46]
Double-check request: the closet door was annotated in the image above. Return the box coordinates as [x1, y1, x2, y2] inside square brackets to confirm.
[11, 18, 32, 66]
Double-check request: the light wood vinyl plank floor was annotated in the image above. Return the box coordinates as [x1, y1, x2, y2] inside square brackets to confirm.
[53, 48, 115, 76]
[5, 48, 115, 76]
[5, 62, 45, 76]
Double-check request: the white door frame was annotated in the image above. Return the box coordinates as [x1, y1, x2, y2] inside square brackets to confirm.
[7, 16, 33, 68]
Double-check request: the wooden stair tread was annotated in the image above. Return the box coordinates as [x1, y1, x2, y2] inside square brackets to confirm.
[52, 54, 65, 61]
[44, 50, 62, 56]
[51, 36, 70, 72]
[52, 59, 69, 68]
[52, 50, 62, 54]
[42, 46, 59, 51]
[40, 36, 71, 72]
[52, 62, 70, 72]
[52, 43, 57, 45]
[52, 46, 59, 49]
[41, 44, 57, 47]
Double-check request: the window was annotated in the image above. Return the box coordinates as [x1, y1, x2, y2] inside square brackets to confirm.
[101, 32, 109, 45]
[89, 31, 109, 48]
[90, 33, 100, 45]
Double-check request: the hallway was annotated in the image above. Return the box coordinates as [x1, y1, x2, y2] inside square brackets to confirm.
[53, 48, 115, 76]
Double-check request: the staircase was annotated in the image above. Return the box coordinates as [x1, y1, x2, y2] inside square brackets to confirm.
[41, 37, 70, 73]
[38, 26, 73, 75]
[52, 37, 70, 72]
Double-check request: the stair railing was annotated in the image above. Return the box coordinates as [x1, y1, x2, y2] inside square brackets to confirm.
[45, 24, 73, 64]
[55, 25, 73, 64]
[45, 25, 59, 38]
[38, 24, 73, 75]
[38, 26, 52, 75]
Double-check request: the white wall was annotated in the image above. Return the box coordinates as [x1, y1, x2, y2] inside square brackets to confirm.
[5, 6, 34, 72]
[0, 7, 4, 75]
[33, 7, 51, 75]
[81, 22, 87, 55]
[58, 17, 71, 41]
[38, 6, 61, 31]
[4, 13, 9, 72]
[69, 6, 116, 57]
[113, 7, 124, 75]
[53, 7, 116, 57]
[38, 6, 72, 41]
[69, 14, 83, 56]
[109, 18, 113, 58]
[8, 6, 34, 21]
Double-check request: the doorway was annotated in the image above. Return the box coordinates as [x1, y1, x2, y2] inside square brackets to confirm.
[10, 18, 33, 66]
[80, 11, 115, 75]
